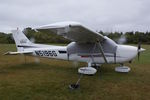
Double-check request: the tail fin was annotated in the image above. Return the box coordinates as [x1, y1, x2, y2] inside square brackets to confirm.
[11, 29, 33, 51]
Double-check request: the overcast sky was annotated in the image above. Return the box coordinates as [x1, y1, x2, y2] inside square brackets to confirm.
[0, 0, 150, 33]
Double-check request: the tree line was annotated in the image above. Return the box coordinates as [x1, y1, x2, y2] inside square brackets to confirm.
[0, 27, 150, 44]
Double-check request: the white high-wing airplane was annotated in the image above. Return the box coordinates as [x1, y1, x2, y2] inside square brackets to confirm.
[5, 21, 145, 89]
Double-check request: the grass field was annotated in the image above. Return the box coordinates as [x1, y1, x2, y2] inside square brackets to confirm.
[0, 44, 150, 100]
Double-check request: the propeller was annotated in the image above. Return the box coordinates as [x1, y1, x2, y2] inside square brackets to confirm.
[137, 41, 141, 61]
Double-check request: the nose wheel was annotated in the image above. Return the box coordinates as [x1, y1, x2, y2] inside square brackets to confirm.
[115, 64, 131, 73]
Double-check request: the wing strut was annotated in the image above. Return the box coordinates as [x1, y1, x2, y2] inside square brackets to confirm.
[90, 43, 97, 63]
[97, 42, 108, 63]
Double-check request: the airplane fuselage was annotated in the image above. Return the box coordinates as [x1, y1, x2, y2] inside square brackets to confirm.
[24, 43, 138, 64]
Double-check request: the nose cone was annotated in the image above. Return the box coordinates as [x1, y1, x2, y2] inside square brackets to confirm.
[138, 48, 146, 52]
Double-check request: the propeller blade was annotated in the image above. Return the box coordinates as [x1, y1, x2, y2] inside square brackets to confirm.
[137, 41, 141, 61]
[138, 42, 141, 50]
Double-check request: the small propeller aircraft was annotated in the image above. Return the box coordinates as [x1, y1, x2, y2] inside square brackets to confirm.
[5, 21, 145, 89]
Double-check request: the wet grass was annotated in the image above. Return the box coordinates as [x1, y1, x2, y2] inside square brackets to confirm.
[0, 44, 149, 100]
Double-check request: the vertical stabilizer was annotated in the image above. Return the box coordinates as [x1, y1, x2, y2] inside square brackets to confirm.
[11, 29, 33, 51]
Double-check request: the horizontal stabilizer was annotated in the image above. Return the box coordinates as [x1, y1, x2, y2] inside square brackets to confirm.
[4, 51, 33, 55]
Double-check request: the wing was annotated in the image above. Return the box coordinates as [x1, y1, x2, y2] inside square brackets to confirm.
[34, 21, 105, 43]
